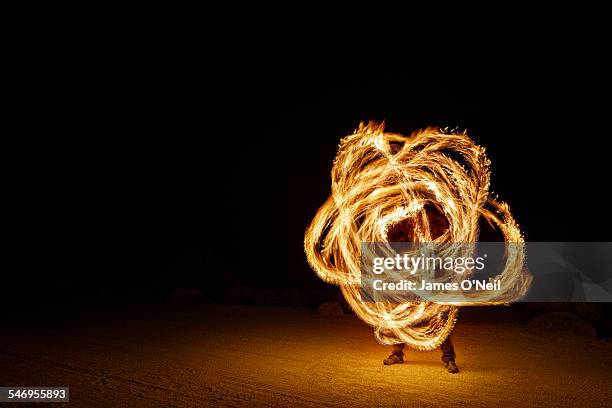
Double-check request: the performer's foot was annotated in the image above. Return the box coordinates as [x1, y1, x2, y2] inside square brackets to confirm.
[445, 360, 459, 373]
[383, 353, 404, 365]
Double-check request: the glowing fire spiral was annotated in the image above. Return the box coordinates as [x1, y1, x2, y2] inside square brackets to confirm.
[304, 122, 532, 350]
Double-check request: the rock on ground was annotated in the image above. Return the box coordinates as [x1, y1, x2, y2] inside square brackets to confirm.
[527, 311, 597, 338]
[317, 301, 344, 317]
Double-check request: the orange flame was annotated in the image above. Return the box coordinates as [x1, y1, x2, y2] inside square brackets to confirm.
[304, 122, 531, 350]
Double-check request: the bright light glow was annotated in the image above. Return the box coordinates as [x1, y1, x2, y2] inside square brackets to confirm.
[304, 122, 532, 350]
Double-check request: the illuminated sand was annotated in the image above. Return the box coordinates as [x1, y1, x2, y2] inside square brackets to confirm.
[1, 303, 610, 407]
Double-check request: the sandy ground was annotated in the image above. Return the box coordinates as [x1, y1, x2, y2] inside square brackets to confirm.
[1, 302, 611, 407]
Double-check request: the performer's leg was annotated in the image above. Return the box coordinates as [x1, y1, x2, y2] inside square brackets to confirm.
[383, 343, 405, 365]
[440, 336, 459, 373]
[392, 343, 405, 356]
[440, 337, 455, 362]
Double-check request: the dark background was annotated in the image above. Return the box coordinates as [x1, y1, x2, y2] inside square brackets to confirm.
[6, 61, 611, 314]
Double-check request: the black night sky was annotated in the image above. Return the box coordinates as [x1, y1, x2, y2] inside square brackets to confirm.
[6, 61, 611, 315]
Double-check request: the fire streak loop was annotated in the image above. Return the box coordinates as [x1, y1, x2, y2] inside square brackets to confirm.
[304, 122, 532, 350]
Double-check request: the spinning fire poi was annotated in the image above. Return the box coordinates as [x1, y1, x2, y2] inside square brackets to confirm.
[304, 122, 531, 372]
